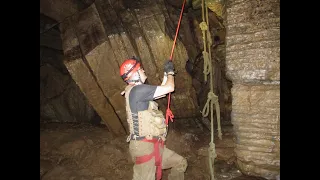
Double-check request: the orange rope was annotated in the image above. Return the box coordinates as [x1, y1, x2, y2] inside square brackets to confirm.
[165, 0, 186, 125]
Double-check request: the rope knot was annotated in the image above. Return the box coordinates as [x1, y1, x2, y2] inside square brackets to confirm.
[165, 108, 174, 125]
[199, 22, 208, 31]
[202, 91, 218, 117]
[202, 51, 209, 60]
[207, 92, 218, 103]
[208, 142, 217, 159]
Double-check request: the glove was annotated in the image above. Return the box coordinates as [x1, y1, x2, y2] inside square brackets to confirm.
[164, 60, 174, 74]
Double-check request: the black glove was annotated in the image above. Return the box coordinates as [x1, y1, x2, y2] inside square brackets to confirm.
[164, 60, 174, 73]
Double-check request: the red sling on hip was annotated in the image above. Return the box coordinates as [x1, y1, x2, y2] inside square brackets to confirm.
[135, 138, 164, 180]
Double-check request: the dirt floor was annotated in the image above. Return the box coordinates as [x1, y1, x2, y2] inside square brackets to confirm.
[40, 118, 268, 180]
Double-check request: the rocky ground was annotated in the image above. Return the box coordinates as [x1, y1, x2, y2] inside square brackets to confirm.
[40, 118, 268, 180]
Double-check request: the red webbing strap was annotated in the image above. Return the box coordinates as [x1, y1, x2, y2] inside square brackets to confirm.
[165, 0, 186, 125]
[135, 138, 164, 180]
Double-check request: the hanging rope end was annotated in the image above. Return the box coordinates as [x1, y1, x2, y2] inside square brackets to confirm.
[165, 108, 174, 125]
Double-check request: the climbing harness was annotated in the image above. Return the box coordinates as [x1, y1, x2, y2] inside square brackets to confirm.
[165, 0, 187, 125]
[135, 138, 164, 180]
[199, 0, 223, 179]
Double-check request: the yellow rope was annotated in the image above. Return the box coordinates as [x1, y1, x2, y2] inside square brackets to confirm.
[199, 0, 223, 179]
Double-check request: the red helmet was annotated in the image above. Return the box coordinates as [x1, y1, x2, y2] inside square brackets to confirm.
[120, 57, 141, 81]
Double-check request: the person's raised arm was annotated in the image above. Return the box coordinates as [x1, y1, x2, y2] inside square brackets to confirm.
[153, 60, 175, 99]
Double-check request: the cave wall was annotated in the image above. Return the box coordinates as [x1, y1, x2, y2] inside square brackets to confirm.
[40, 0, 236, 135]
[58, 0, 202, 134]
[39, 0, 280, 178]
[40, 14, 100, 124]
[225, 0, 280, 179]
[40, 0, 95, 23]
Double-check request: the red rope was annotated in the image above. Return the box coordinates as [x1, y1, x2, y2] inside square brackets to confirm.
[165, 0, 186, 125]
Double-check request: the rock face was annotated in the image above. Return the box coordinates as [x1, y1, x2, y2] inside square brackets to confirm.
[58, 0, 202, 134]
[40, 14, 99, 124]
[225, 0, 280, 179]
[40, 0, 233, 135]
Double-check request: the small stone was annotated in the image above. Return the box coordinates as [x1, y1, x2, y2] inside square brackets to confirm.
[86, 139, 94, 145]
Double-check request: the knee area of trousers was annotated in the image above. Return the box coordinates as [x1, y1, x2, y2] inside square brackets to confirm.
[175, 158, 188, 172]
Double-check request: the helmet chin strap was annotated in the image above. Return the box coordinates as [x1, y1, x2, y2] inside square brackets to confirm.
[137, 72, 144, 84]
[126, 72, 144, 84]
